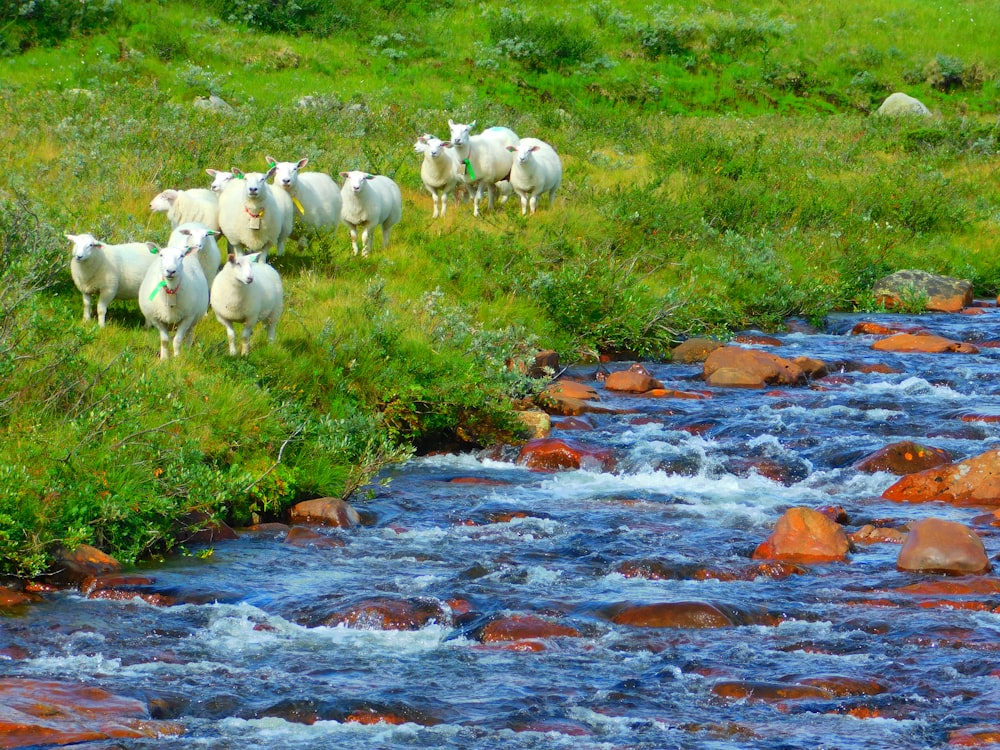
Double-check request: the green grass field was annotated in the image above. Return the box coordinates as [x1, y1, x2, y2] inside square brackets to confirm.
[0, 0, 997, 576]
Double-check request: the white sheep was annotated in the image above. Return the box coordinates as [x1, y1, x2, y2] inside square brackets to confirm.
[205, 168, 235, 194]
[149, 188, 220, 232]
[265, 155, 343, 236]
[210, 252, 284, 356]
[168, 222, 222, 289]
[66, 233, 159, 327]
[217, 167, 292, 261]
[339, 170, 403, 257]
[414, 134, 464, 218]
[446, 120, 519, 217]
[138, 242, 210, 359]
[506, 137, 563, 216]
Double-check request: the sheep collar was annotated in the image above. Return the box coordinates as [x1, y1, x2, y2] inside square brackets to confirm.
[245, 206, 265, 218]
[149, 278, 180, 303]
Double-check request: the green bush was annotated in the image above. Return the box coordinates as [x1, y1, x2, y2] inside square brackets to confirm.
[485, 8, 597, 72]
[0, 0, 121, 54]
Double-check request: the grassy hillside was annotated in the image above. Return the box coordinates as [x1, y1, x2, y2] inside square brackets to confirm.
[0, 0, 998, 576]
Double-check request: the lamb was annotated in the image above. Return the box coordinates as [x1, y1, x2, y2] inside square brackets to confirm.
[265, 155, 343, 235]
[506, 137, 563, 216]
[217, 167, 293, 261]
[210, 252, 284, 356]
[446, 120, 519, 217]
[138, 242, 210, 359]
[66, 233, 159, 327]
[339, 170, 403, 257]
[168, 222, 222, 289]
[149, 188, 220, 232]
[414, 134, 464, 218]
[205, 169, 235, 194]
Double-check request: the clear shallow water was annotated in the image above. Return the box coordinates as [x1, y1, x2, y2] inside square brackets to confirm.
[3, 310, 1000, 749]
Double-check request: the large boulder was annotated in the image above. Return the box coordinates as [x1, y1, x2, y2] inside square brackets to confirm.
[882, 448, 1000, 506]
[752, 507, 850, 563]
[288, 497, 361, 527]
[896, 518, 991, 575]
[854, 440, 952, 475]
[703, 347, 805, 389]
[874, 92, 931, 117]
[871, 333, 978, 354]
[873, 269, 973, 313]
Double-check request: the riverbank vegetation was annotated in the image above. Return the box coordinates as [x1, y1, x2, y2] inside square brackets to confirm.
[0, 0, 998, 576]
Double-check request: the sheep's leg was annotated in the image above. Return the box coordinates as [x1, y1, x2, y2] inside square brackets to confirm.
[485, 183, 497, 212]
[265, 315, 278, 345]
[173, 319, 195, 357]
[81, 292, 92, 323]
[440, 192, 448, 218]
[519, 192, 529, 216]
[216, 313, 238, 356]
[97, 290, 116, 327]
[361, 224, 372, 257]
[348, 225, 359, 255]
[153, 322, 171, 360]
[430, 189, 440, 219]
[240, 321, 255, 356]
[529, 194, 539, 215]
[472, 184, 483, 217]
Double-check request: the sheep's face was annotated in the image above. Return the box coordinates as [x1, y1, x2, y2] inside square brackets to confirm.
[448, 120, 474, 148]
[158, 245, 193, 282]
[514, 144, 541, 165]
[149, 190, 177, 213]
[179, 226, 215, 251]
[228, 253, 261, 285]
[207, 169, 234, 193]
[342, 171, 374, 193]
[67, 233, 100, 262]
[242, 172, 270, 199]
[425, 137, 448, 158]
[269, 158, 306, 192]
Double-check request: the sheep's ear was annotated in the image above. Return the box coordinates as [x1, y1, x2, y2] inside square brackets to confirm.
[448, 118, 455, 127]
[65, 233, 77, 242]
[442, 140, 452, 147]
[146, 243, 159, 254]
[247, 252, 262, 263]
[227, 253, 237, 264]
[265, 155, 277, 166]
[265, 165, 277, 179]
[206, 229, 218, 236]
[340, 171, 349, 178]
[297, 158, 308, 169]
[206, 168, 218, 176]
[506, 145, 516, 152]
[183, 245, 198, 257]
[365, 174, 375, 180]
[530, 145, 541, 152]
[469, 120, 477, 129]
[179, 228, 192, 237]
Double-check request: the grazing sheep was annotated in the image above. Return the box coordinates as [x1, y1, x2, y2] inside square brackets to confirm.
[138, 242, 210, 359]
[217, 167, 292, 261]
[414, 134, 464, 218]
[205, 168, 235, 194]
[168, 222, 222, 289]
[446, 120, 519, 217]
[149, 188, 220, 231]
[210, 252, 284, 356]
[66, 233, 159, 327]
[339, 170, 403, 257]
[265, 155, 343, 237]
[506, 137, 563, 215]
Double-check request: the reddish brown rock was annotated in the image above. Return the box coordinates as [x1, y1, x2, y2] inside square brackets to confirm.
[0, 587, 37, 608]
[711, 680, 833, 702]
[529, 349, 560, 377]
[703, 347, 805, 389]
[871, 333, 979, 354]
[552, 416, 594, 431]
[883, 449, 1000, 506]
[325, 597, 449, 630]
[610, 601, 736, 629]
[792, 356, 828, 379]
[671, 338, 723, 363]
[733, 332, 784, 346]
[849, 524, 908, 545]
[854, 440, 952, 475]
[948, 726, 1000, 746]
[478, 615, 580, 642]
[691, 561, 808, 582]
[645, 388, 710, 400]
[537, 379, 612, 416]
[604, 369, 663, 393]
[896, 518, 991, 575]
[51, 544, 121, 585]
[284, 526, 345, 548]
[851, 321, 926, 336]
[752, 507, 850, 564]
[288, 497, 361, 527]
[894, 577, 1000, 596]
[794, 675, 888, 697]
[517, 437, 616, 472]
[0, 678, 184, 747]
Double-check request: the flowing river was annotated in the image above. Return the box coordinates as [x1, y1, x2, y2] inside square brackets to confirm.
[3, 309, 1000, 749]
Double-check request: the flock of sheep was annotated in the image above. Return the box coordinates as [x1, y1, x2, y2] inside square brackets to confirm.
[66, 120, 564, 359]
